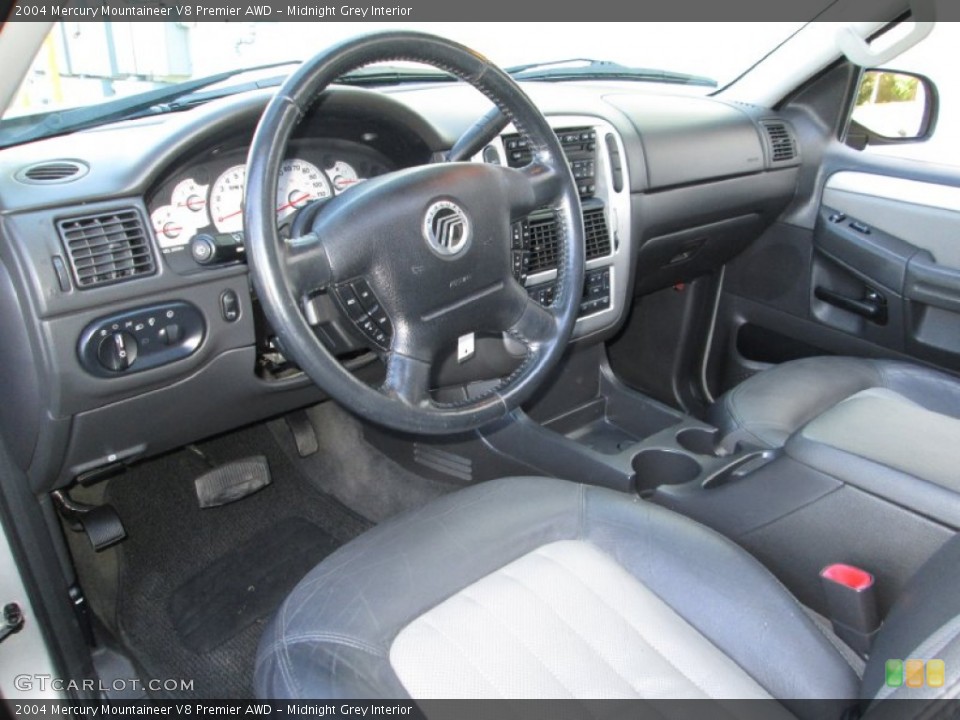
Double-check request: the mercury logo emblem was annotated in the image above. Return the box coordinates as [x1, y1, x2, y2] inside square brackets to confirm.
[423, 200, 471, 257]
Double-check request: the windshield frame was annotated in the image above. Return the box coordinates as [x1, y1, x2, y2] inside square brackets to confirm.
[1, 21, 813, 144]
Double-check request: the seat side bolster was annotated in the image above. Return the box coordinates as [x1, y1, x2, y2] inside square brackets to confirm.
[581, 485, 861, 711]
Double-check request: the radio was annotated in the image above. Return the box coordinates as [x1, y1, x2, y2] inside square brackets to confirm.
[503, 126, 598, 198]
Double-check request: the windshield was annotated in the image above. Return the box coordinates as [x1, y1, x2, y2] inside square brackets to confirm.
[4, 21, 805, 125]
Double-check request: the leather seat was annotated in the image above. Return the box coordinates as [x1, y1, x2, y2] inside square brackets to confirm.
[708, 356, 960, 525]
[254, 477, 960, 711]
[709, 356, 960, 449]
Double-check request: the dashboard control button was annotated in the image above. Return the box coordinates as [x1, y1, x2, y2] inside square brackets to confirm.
[335, 286, 366, 321]
[159, 324, 183, 345]
[352, 280, 379, 313]
[191, 232, 245, 266]
[190, 234, 216, 264]
[220, 289, 240, 322]
[98, 332, 138, 372]
[79, 301, 205, 377]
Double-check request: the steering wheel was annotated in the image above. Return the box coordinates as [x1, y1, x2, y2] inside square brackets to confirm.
[244, 31, 584, 435]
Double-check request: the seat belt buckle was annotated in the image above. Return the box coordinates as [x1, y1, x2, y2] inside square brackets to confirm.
[820, 563, 880, 657]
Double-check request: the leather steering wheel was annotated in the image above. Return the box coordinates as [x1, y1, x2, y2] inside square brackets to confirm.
[244, 31, 585, 435]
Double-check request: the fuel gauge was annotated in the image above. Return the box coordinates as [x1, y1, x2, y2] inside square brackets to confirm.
[150, 205, 186, 249]
[327, 161, 364, 194]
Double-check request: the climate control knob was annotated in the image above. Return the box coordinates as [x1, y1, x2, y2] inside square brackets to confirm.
[97, 331, 138, 372]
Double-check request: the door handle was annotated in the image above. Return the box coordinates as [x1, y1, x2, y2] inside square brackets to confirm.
[815, 286, 888, 324]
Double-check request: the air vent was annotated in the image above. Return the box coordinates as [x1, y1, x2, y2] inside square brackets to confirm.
[16, 160, 88, 184]
[57, 209, 156, 289]
[761, 121, 798, 164]
[527, 214, 560, 274]
[584, 207, 611, 260]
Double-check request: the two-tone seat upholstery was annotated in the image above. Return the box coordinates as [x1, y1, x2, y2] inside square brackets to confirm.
[255, 477, 960, 712]
[708, 356, 960, 526]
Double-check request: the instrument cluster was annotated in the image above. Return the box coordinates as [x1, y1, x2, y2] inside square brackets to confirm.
[147, 140, 391, 255]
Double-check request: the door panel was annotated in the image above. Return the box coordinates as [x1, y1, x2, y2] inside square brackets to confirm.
[709, 164, 960, 398]
[823, 171, 960, 267]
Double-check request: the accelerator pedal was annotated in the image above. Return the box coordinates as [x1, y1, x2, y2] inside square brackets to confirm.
[284, 409, 319, 457]
[52, 490, 127, 552]
[194, 455, 271, 508]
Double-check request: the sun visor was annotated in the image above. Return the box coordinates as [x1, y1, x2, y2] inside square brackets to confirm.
[837, 0, 936, 67]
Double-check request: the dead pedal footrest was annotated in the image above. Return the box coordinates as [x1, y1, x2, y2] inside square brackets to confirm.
[194, 455, 271, 508]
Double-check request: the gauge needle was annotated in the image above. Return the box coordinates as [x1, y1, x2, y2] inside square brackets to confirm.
[217, 209, 243, 222]
[276, 194, 311, 213]
[157, 225, 183, 234]
[178, 200, 206, 209]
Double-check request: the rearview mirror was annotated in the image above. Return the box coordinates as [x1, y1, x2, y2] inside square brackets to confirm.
[848, 70, 938, 147]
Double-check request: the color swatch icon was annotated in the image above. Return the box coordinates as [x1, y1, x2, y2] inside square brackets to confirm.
[885, 659, 945, 688]
[927, 659, 945, 688]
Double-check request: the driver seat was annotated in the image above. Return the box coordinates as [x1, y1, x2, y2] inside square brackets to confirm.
[254, 477, 960, 713]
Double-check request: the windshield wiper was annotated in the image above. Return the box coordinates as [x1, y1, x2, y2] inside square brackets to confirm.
[0, 61, 300, 149]
[506, 58, 717, 88]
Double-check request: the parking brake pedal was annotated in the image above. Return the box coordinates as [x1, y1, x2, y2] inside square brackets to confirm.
[194, 455, 271, 508]
[52, 490, 127, 552]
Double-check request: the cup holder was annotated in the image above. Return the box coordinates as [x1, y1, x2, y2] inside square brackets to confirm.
[633, 449, 700, 494]
[675, 427, 721, 456]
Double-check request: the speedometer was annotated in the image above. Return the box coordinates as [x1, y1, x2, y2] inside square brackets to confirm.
[276, 159, 332, 224]
[210, 164, 246, 234]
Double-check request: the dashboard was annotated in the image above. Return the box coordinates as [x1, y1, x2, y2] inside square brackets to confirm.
[0, 79, 801, 491]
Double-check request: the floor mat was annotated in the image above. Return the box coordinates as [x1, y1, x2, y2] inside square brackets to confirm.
[169, 518, 339, 654]
[103, 422, 372, 699]
[269, 402, 462, 522]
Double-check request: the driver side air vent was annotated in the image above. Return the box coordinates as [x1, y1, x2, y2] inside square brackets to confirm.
[57, 209, 156, 289]
[15, 160, 89, 184]
[760, 121, 799, 164]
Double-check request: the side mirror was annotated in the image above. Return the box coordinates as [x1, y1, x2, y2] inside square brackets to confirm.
[847, 70, 938, 149]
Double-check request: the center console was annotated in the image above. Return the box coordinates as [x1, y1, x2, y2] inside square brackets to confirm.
[479, 116, 633, 341]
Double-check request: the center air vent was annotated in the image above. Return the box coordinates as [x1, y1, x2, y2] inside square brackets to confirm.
[760, 121, 798, 164]
[527, 214, 560, 274]
[57, 209, 156, 289]
[584, 207, 611, 260]
[525, 206, 611, 274]
[16, 160, 89, 184]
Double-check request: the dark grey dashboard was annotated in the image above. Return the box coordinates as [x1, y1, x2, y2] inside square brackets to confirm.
[0, 78, 801, 490]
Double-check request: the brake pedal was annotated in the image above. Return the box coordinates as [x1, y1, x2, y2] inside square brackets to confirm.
[194, 455, 271, 508]
[284, 410, 319, 457]
[52, 490, 127, 552]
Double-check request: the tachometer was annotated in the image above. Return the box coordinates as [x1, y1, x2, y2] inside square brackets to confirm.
[210, 164, 246, 234]
[276, 159, 332, 223]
